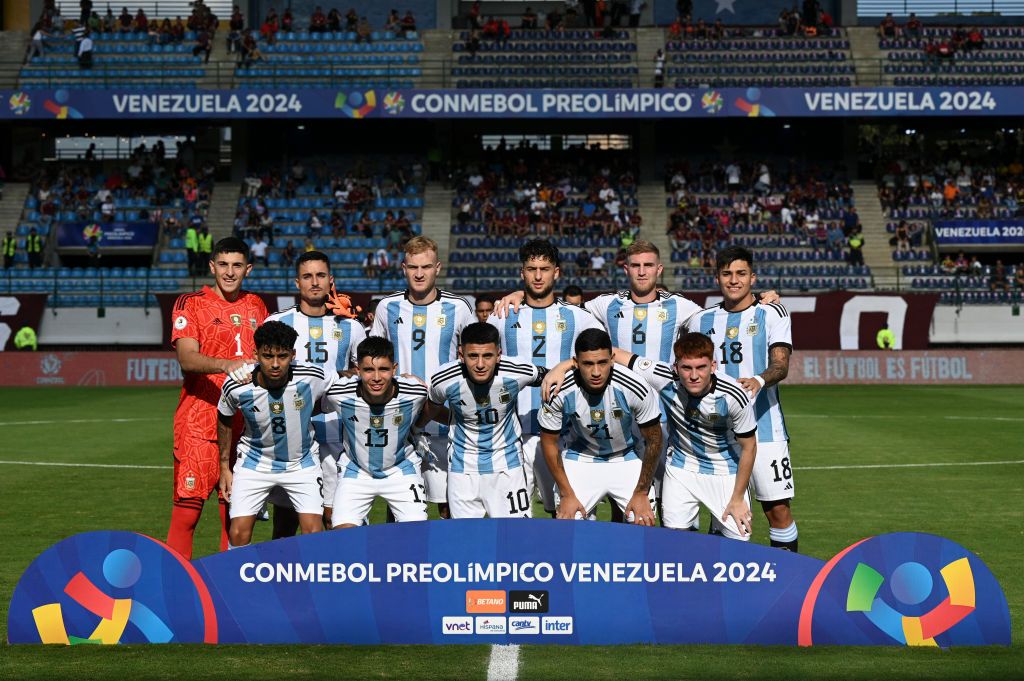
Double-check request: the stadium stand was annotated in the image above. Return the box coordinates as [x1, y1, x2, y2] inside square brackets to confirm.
[881, 25, 1024, 86]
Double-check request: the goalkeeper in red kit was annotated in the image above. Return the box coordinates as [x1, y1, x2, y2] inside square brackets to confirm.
[168, 237, 268, 559]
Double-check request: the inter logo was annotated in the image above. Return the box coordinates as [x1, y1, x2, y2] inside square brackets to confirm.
[509, 590, 548, 613]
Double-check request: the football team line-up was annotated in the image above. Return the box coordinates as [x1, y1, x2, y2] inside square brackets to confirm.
[168, 233, 799, 560]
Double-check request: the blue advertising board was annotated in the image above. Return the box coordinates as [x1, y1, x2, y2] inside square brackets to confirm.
[2, 87, 1019, 120]
[933, 220, 1024, 247]
[7, 521, 1011, 646]
[56, 221, 159, 249]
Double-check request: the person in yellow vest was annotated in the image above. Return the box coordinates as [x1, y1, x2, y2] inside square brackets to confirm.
[184, 223, 199, 276]
[26, 227, 43, 269]
[2, 231, 15, 269]
[876, 323, 896, 350]
[197, 226, 213, 260]
[14, 325, 37, 351]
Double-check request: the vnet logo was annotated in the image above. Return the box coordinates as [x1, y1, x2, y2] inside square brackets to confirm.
[508, 616, 540, 635]
[441, 616, 473, 635]
[542, 617, 573, 635]
[475, 617, 507, 635]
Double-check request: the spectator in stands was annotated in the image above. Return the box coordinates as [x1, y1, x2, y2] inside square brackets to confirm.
[77, 30, 93, 69]
[309, 6, 327, 33]
[475, 295, 494, 323]
[228, 6, 244, 52]
[327, 8, 342, 31]
[356, 17, 373, 43]
[87, 235, 100, 266]
[878, 12, 898, 39]
[251, 235, 269, 267]
[80, 0, 93, 26]
[940, 253, 957, 274]
[521, 6, 539, 29]
[118, 7, 132, 32]
[754, 163, 771, 195]
[345, 8, 359, 30]
[362, 249, 380, 278]
[171, 16, 186, 43]
[2, 231, 15, 269]
[466, 29, 481, 56]
[904, 12, 922, 40]
[847, 227, 864, 267]
[893, 220, 910, 252]
[969, 255, 984, 276]
[307, 210, 323, 237]
[382, 10, 399, 32]
[653, 49, 666, 88]
[260, 9, 279, 45]
[575, 249, 590, 276]
[954, 251, 969, 273]
[193, 27, 213, 62]
[990, 260, 1009, 293]
[546, 8, 564, 30]
[936, 35, 955, 61]
[628, 0, 644, 28]
[668, 16, 684, 41]
[240, 30, 262, 67]
[965, 27, 985, 51]
[590, 248, 607, 275]
[133, 8, 149, 33]
[827, 221, 845, 258]
[280, 240, 297, 270]
[483, 16, 510, 43]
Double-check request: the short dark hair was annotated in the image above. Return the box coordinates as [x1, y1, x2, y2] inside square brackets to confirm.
[460, 322, 500, 347]
[563, 284, 583, 299]
[212, 236, 250, 262]
[475, 295, 494, 308]
[575, 328, 612, 355]
[716, 246, 754, 273]
[519, 239, 561, 267]
[356, 336, 395, 364]
[673, 332, 714, 361]
[296, 250, 331, 274]
[254, 320, 298, 351]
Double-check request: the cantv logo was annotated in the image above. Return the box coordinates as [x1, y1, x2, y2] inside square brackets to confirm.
[441, 617, 473, 634]
[510, 590, 548, 613]
[509, 616, 540, 634]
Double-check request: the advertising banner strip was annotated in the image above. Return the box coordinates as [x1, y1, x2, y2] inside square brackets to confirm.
[1, 87, 1018, 120]
[6, 522, 1011, 646]
[932, 220, 1024, 247]
[56, 221, 159, 249]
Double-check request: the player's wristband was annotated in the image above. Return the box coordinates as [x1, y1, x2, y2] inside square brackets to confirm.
[753, 375, 766, 389]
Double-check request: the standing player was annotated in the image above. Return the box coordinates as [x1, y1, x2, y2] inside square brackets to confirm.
[321, 336, 430, 527]
[217, 321, 332, 548]
[686, 246, 798, 551]
[562, 285, 584, 307]
[264, 250, 366, 534]
[547, 333, 757, 538]
[538, 329, 662, 524]
[426, 323, 545, 519]
[371, 237, 474, 518]
[486, 239, 600, 515]
[168, 237, 269, 559]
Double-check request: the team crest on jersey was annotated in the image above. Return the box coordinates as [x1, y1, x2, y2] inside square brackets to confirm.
[634, 308, 647, 321]
[636, 358, 653, 370]
[174, 315, 188, 330]
[591, 409, 605, 422]
[230, 314, 242, 327]
[310, 326, 323, 340]
[532, 321, 546, 334]
[436, 314, 447, 327]
[611, 408, 623, 419]
[413, 314, 427, 328]
[498, 389, 511, 404]
[726, 327, 740, 339]
[746, 322, 759, 336]
[293, 396, 305, 410]
[555, 319, 567, 333]
[332, 328, 343, 340]
[392, 413, 404, 426]
[184, 474, 196, 491]
[270, 402, 284, 414]
[657, 309, 669, 322]
[371, 415, 384, 428]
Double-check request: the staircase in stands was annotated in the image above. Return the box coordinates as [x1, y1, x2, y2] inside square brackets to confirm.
[851, 179, 899, 290]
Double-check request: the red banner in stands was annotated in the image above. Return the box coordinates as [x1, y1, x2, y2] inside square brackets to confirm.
[0, 294, 49, 352]
[786, 350, 1024, 385]
[681, 292, 941, 350]
[0, 351, 181, 386]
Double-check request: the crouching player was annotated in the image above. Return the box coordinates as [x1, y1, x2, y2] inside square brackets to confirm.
[217, 321, 333, 548]
[320, 336, 430, 528]
[538, 329, 662, 525]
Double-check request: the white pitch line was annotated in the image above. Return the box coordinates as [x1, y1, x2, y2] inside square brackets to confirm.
[0, 460, 167, 470]
[800, 460, 1024, 471]
[0, 417, 164, 426]
[486, 644, 520, 681]
[788, 414, 1024, 422]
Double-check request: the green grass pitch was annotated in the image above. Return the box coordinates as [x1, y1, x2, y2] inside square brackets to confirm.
[0, 385, 1021, 680]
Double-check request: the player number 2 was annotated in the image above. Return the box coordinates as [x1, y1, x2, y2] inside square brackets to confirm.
[532, 335, 546, 358]
[233, 332, 243, 357]
[506, 488, 530, 514]
[719, 341, 743, 365]
[770, 457, 792, 482]
[271, 416, 286, 434]
[305, 341, 327, 363]
[412, 328, 426, 351]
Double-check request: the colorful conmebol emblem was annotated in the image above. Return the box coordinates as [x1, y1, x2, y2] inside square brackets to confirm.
[334, 90, 377, 119]
[383, 92, 405, 115]
[9, 92, 31, 115]
[701, 91, 723, 114]
[82, 223, 103, 242]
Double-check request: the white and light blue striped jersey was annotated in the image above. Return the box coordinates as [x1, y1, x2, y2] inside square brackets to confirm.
[586, 290, 702, 363]
[265, 306, 367, 372]
[686, 301, 792, 443]
[320, 376, 429, 480]
[629, 357, 756, 475]
[537, 365, 661, 463]
[487, 300, 601, 435]
[427, 359, 544, 474]
[218, 365, 332, 473]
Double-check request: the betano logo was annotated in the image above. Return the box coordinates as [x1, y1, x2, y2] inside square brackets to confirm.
[846, 558, 976, 647]
[466, 590, 506, 613]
